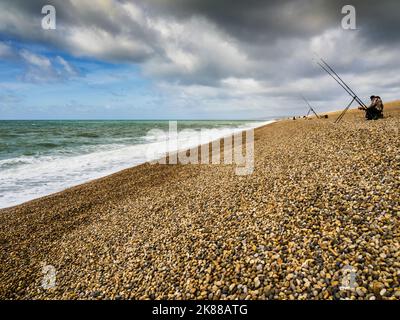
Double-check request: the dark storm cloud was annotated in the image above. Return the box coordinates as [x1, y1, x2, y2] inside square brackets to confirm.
[139, 0, 400, 77]
[138, 0, 400, 47]
[0, 0, 399, 114]
[140, 0, 340, 41]
[134, 0, 400, 91]
[2, 0, 399, 61]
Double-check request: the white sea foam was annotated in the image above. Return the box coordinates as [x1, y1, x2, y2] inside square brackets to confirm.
[0, 121, 274, 209]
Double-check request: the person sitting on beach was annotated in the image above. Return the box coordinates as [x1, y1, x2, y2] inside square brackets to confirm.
[361, 95, 384, 120]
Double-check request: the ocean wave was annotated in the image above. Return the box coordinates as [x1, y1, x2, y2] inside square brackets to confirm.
[73, 132, 100, 138]
[0, 121, 274, 208]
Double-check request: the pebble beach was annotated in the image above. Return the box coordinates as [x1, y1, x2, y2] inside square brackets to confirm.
[1, 102, 399, 300]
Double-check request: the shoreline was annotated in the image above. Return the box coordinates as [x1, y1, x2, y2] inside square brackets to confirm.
[1, 102, 399, 299]
[0, 119, 275, 211]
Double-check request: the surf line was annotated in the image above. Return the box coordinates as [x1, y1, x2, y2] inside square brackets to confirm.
[144, 121, 255, 175]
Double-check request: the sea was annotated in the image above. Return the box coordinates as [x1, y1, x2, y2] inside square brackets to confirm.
[0, 120, 274, 209]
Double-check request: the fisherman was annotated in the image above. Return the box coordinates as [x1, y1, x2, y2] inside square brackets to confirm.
[361, 96, 384, 120]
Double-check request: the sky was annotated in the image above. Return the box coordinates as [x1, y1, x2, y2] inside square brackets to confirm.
[0, 0, 399, 120]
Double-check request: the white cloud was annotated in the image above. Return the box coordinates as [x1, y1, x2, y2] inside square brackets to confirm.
[16, 50, 79, 82]
[143, 16, 250, 80]
[55, 56, 77, 76]
[221, 77, 266, 95]
[64, 26, 153, 61]
[20, 50, 52, 69]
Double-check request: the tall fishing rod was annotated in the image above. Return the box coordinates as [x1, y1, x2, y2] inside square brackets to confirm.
[319, 58, 368, 109]
[316, 61, 355, 101]
[301, 95, 320, 119]
[314, 56, 368, 123]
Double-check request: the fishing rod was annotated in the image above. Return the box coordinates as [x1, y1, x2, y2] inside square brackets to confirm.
[314, 56, 368, 123]
[301, 95, 320, 119]
[316, 61, 355, 101]
[319, 58, 368, 109]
